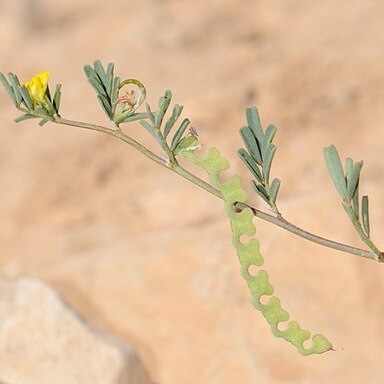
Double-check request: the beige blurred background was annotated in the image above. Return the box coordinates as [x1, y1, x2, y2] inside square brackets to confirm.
[1, 0, 384, 383]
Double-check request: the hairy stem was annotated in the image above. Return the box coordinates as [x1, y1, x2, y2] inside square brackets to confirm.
[53, 117, 381, 262]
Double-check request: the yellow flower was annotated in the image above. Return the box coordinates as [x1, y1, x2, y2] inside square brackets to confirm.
[23, 72, 50, 105]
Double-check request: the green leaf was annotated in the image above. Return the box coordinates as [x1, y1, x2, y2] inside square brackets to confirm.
[105, 62, 114, 96]
[362, 195, 370, 237]
[251, 181, 270, 204]
[145, 103, 156, 126]
[345, 158, 353, 176]
[0, 72, 17, 105]
[53, 84, 62, 114]
[93, 60, 107, 87]
[42, 97, 56, 116]
[83, 65, 97, 80]
[246, 107, 264, 144]
[323, 145, 348, 199]
[88, 76, 107, 97]
[155, 90, 172, 128]
[174, 135, 199, 155]
[38, 118, 49, 126]
[159, 90, 172, 109]
[163, 104, 183, 138]
[34, 105, 50, 117]
[262, 143, 277, 183]
[237, 148, 263, 182]
[45, 84, 52, 102]
[139, 119, 153, 132]
[352, 180, 359, 219]
[270, 178, 281, 204]
[262, 124, 277, 157]
[140, 120, 163, 145]
[239, 126, 262, 165]
[111, 76, 120, 106]
[346, 161, 363, 200]
[97, 94, 112, 117]
[8, 73, 23, 105]
[346, 157, 359, 215]
[122, 112, 149, 123]
[171, 118, 190, 150]
[19, 86, 33, 109]
[14, 114, 36, 123]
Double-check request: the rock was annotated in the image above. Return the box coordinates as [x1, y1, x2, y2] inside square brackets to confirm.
[0, 276, 152, 384]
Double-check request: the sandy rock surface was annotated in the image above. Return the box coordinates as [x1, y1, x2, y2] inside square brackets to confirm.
[0, 1, 384, 383]
[0, 277, 152, 384]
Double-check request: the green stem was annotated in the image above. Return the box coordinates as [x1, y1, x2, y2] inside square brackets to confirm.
[158, 129, 177, 165]
[52, 117, 381, 262]
[263, 182, 280, 216]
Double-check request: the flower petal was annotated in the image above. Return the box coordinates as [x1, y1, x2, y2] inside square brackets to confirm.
[24, 71, 50, 105]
